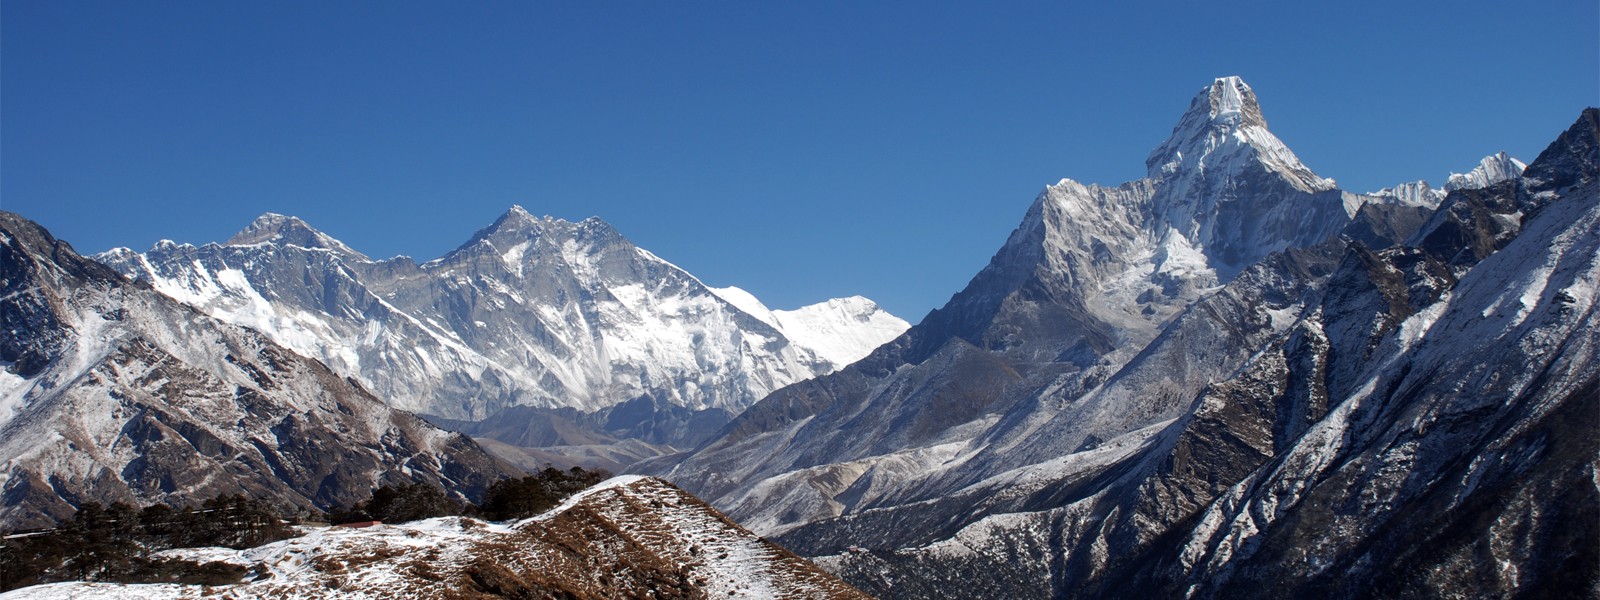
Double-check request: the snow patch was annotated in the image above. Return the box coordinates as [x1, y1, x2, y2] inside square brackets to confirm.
[499, 241, 530, 277]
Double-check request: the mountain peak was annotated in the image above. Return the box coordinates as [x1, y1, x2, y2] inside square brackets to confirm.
[1444, 151, 1527, 192]
[484, 204, 540, 232]
[1202, 76, 1266, 129]
[1146, 76, 1334, 193]
[480, 209, 621, 239]
[443, 209, 631, 268]
[226, 213, 368, 260]
[236, 212, 301, 234]
[1370, 180, 1446, 209]
[1520, 107, 1598, 199]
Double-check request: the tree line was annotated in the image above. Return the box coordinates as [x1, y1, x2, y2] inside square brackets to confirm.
[0, 494, 290, 591]
[0, 466, 609, 592]
[330, 465, 609, 524]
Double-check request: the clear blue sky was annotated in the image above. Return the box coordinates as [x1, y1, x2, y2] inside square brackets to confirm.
[4, 1, 1595, 321]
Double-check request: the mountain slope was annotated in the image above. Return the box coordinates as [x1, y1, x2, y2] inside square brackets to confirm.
[0, 212, 515, 529]
[2, 477, 870, 599]
[98, 208, 907, 450]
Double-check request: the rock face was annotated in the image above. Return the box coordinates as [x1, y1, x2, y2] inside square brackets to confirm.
[1, 477, 871, 599]
[0, 212, 517, 530]
[97, 209, 907, 452]
[640, 80, 1596, 599]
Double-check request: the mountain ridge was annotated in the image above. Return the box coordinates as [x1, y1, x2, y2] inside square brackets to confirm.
[97, 207, 908, 457]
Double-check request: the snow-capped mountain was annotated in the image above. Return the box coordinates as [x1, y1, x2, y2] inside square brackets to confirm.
[1369, 180, 1446, 209]
[1444, 150, 1528, 192]
[710, 287, 911, 366]
[97, 208, 907, 451]
[3, 477, 870, 599]
[639, 80, 1594, 598]
[0, 212, 516, 530]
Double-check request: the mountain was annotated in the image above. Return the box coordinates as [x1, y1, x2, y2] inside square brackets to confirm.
[1353, 151, 1525, 247]
[815, 108, 1598, 599]
[1368, 180, 1445, 209]
[0, 212, 516, 530]
[97, 208, 908, 454]
[641, 76, 1375, 533]
[1444, 151, 1528, 192]
[2, 476, 871, 599]
[639, 80, 1595, 598]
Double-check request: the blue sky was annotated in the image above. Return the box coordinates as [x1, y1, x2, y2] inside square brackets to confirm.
[3, 1, 1595, 320]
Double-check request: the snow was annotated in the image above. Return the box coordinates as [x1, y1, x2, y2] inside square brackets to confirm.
[0, 582, 197, 599]
[1154, 228, 1212, 279]
[0, 365, 35, 432]
[1211, 75, 1246, 119]
[499, 240, 530, 277]
[1395, 292, 1451, 353]
[151, 545, 252, 567]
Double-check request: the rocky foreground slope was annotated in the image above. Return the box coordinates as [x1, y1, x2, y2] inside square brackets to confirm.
[0, 212, 516, 529]
[1, 476, 869, 599]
